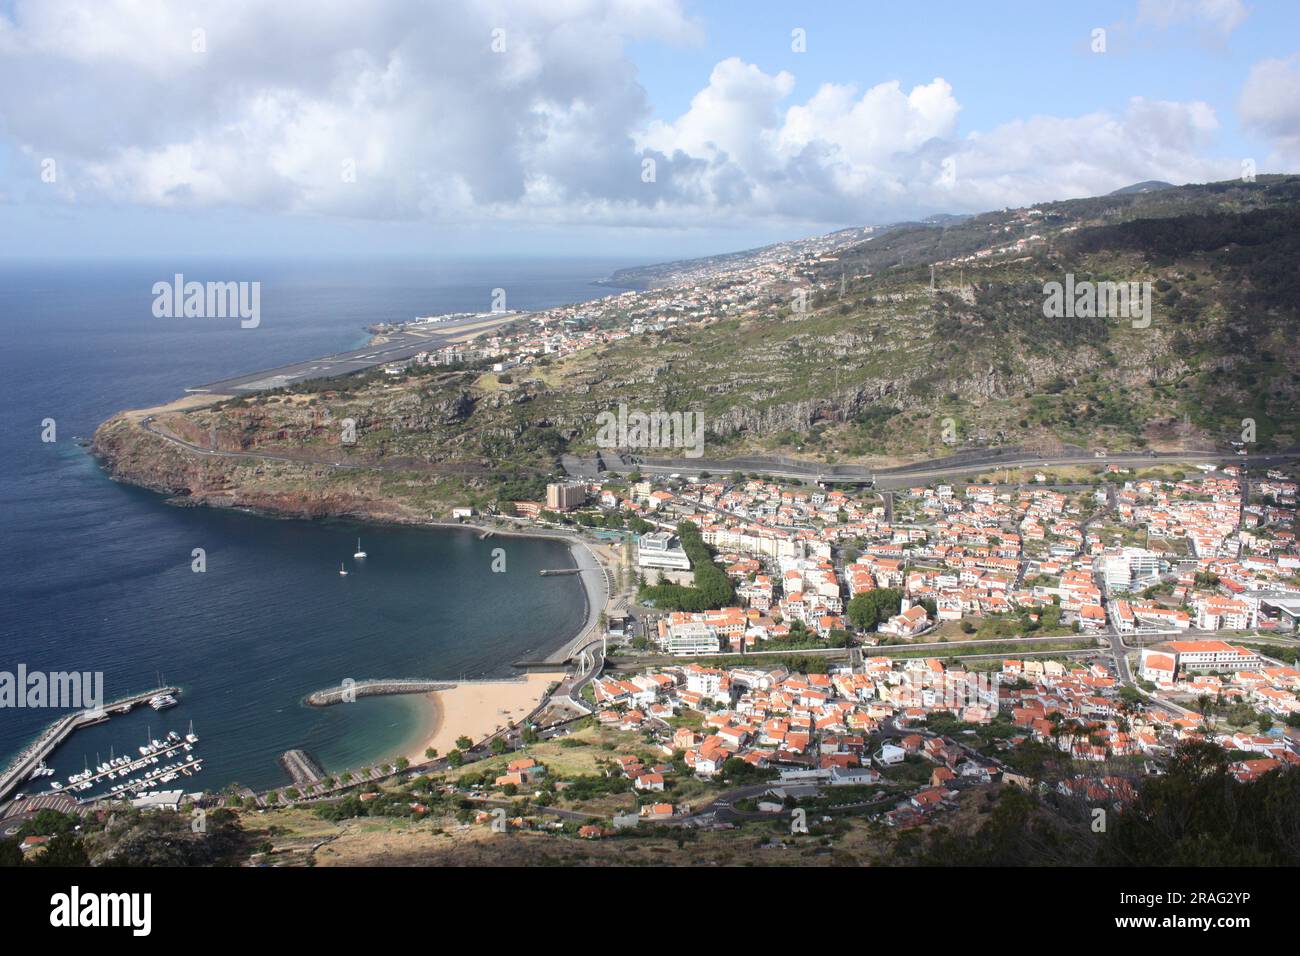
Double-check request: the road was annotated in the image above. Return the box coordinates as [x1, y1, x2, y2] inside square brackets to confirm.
[605, 632, 1106, 669]
[1104, 631, 1203, 718]
[1108, 632, 1135, 686]
[548, 639, 606, 705]
[138, 414, 522, 476]
[589, 447, 1300, 489]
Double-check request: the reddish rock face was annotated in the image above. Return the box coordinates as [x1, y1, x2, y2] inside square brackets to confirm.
[92, 411, 428, 524]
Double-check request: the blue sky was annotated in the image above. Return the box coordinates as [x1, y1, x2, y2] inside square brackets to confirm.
[635, 1, 1292, 147]
[1, 0, 1297, 260]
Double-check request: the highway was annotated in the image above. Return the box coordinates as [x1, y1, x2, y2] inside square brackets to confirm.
[590, 446, 1299, 489]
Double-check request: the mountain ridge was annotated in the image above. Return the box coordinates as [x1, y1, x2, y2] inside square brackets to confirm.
[93, 174, 1300, 518]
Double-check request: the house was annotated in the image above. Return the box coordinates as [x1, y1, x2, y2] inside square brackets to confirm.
[878, 603, 931, 639]
[873, 743, 906, 766]
[639, 802, 675, 820]
[494, 758, 546, 788]
[910, 787, 951, 811]
[18, 835, 50, 855]
[633, 773, 665, 792]
[829, 766, 881, 786]
[1139, 651, 1177, 684]
[930, 766, 957, 788]
[1078, 604, 1107, 630]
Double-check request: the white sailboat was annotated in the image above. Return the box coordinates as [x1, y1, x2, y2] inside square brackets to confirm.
[339, 562, 348, 576]
[353, 537, 367, 559]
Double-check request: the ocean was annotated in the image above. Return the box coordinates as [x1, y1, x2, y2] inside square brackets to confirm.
[0, 256, 637, 793]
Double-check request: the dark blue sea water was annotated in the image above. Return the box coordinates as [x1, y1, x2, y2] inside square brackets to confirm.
[0, 257, 635, 793]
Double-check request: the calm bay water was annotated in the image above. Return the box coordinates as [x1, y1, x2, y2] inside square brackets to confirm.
[0, 257, 634, 792]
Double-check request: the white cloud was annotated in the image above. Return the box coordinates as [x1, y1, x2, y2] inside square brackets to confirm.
[0, 0, 702, 221]
[1135, 0, 1248, 37]
[1240, 55, 1300, 165]
[0, 0, 1256, 231]
[638, 62, 1229, 224]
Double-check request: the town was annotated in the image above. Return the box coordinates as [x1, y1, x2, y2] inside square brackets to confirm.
[482, 453, 1300, 829]
[367, 225, 866, 378]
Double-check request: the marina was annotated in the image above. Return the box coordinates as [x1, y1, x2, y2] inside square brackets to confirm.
[57, 724, 203, 800]
[0, 686, 181, 803]
[9, 719, 203, 805]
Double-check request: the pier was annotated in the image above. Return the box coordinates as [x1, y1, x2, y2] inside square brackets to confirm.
[75, 738, 202, 801]
[305, 679, 455, 706]
[279, 749, 327, 787]
[304, 677, 529, 706]
[0, 686, 180, 803]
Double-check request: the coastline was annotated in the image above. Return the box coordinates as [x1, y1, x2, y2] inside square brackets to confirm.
[401, 673, 564, 764]
[89, 376, 619, 784]
[385, 523, 609, 768]
[84, 462, 604, 787]
[419, 519, 612, 662]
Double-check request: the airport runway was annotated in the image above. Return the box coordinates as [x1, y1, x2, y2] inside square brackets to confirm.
[186, 311, 522, 394]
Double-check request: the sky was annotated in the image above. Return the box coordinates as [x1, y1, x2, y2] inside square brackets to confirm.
[0, 0, 1297, 260]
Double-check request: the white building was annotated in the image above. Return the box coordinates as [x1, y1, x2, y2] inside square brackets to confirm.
[1102, 548, 1163, 592]
[665, 621, 719, 656]
[1194, 596, 1256, 631]
[683, 665, 725, 696]
[637, 532, 693, 572]
[873, 743, 906, 767]
[1146, 640, 1262, 675]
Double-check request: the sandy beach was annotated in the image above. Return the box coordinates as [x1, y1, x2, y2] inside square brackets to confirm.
[404, 672, 565, 762]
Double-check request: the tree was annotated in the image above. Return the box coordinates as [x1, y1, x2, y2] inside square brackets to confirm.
[17, 809, 76, 839]
[846, 588, 903, 630]
[425, 747, 438, 760]
[456, 736, 474, 750]
[447, 749, 465, 768]
[32, 833, 89, 867]
[490, 737, 508, 755]
[636, 521, 735, 611]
